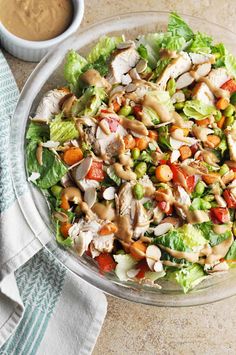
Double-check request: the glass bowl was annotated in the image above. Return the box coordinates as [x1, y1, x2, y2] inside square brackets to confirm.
[10, 11, 236, 306]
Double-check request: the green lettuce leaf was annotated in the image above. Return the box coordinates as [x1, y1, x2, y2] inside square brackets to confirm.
[169, 264, 207, 293]
[225, 50, 236, 79]
[147, 90, 174, 111]
[183, 100, 216, 120]
[136, 32, 165, 69]
[161, 34, 186, 51]
[56, 220, 73, 247]
[226, 241, 236, 267]
[187, 32, 212, 54]
[158, 125, 171, 150]
[189, 197, 211, 211]
[26, 122, 49, 141]
[50, 114, 79, 143]
[113, 254, 137, 281]
[137, 44, 148, 61]
[167, 12, 194, 41]
[154, 224, 206, 253]
[87, 36, 123, 63]
[195, 221, 232, 247]
[142, 106, 160, 125]
[106, 166, 121, 186]
[64, 50, 88, 91]
[27, 141, 68, 189]
[155, 58, 171, 78]
[211, 43, 226, 68]
[82, 55, 109, 77]
[71, 86, 106, 117]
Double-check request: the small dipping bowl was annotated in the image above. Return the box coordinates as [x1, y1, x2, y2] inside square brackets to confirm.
[0, 0, 84, 62]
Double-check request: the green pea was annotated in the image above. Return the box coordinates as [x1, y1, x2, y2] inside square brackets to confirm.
[195, 181, 205, 196]
[148, 166, 156, 175]
[118, 105, 132, 117]
[51, 185, 62, 198]
[167, 78, 176, 96]
[203, 194, 215, 202]
[214, 52, 221, 59]
[126, 115, 135, 121]
[214, 110, 222, 122]
[133, 183, 144, 200]
[134, 162, 147, 178]
[219, 164, 230, 176]
[225, 115, 235, 127]
[131, 147, 140, 160]
[210, 202, 218, 208]
[143, 200, 153, 210]
[174, 102, 185, 110]
[230, 92, 236, 105]
[223, 104, 235, 117]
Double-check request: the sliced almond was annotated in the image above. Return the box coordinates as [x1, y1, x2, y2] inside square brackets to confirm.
[153, 261, 164, 272]
[103, 187, 116, 200]
[74, 157, 93, 181]
[117, 41, 134, 49]
[121, 74, 132, 85]
[53, 211, 69, 223]
[127, 268, 140, 278]
[84, 188, 97, 208]
[129, 68, 141, 80]
[136, 59, 147, 73]
[170, 149, 181, 163]
[153, 223, 173, 237]
[125, 83, 137, 93]
[146, 245, 162, 271]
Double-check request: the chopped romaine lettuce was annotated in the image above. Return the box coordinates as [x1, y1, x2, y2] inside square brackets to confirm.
[187, 32, 212, 54]
[183, 100, 216, 120]
[158, 125, 171, 150]
[27, 140, 68, 189]
[161, 34, 186, 51]
[147, 90, 174, 111]
[26, 122, 49, 141]
[167, 12, 194, 41]
[136, 32, 165, 69]
[169, 264, 207, 293]
[87, 36, 123, 63]
[189, 197, 211, 211]
[64, 50, 88, 91]
[137, 44, 148, 61]
[225, 49, 236, 79]
[211, 43, 226, 68]
[56, 220, 73, 247]
[113, 254, 137, 281]
[71, 87, 106, 116]
[50, 114, 79, 143]
[226, 241, 236, 267]
[155, 58, 171, 78]
[106, 166, 121, 186]
[142, 106, 160, 125]
[195, 221, 232, 247]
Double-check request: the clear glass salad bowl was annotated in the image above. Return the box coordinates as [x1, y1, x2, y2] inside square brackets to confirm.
[10, 11, 236, 306]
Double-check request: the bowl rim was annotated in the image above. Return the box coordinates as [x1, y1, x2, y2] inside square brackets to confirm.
[11, 10, 236, 307]
[0, 0, 84, 48]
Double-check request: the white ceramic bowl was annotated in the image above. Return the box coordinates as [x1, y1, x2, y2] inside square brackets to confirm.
[0, 0, 84, 62]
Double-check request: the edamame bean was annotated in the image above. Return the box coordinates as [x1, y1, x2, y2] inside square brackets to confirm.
[225, 115, 235, 127]
[118, 105, 132, 117]
[131, 147, 140, 160]
[134, 162, 147, 178]
[167, 78, 176, 96]
[195, 181, 205, 196]
[202, 200, 212, 210]
[174, 102, 185, 110]
[219, 164, 230, 176]
[126, 115, 135, 121]
[51, 185, 62, 198]
[223, 104, 235, 117]
[133, 183, 144, 200]
[203, 194, 215, 202]
[148, 166, 156, 175]
[214, 110, 222, 122]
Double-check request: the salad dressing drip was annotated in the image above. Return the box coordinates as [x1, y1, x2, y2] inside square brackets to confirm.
[0, 0, 73, 41]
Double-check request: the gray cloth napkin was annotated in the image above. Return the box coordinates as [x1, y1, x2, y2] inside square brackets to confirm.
[0, 50, 107, 354]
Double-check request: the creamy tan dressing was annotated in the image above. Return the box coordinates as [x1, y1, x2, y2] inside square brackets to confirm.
[143, 95, 172, 122]
[190, 71, 229, 99]
[115, 215, 133, 243]
[159, 246, 200, 263]
[0, 0, 73, 41]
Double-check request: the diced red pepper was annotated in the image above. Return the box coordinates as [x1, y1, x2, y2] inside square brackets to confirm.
[190, 143, 199, 155]
[133, 105, 142, 119]
[159, 159, 168, 165]
[95, 253, 116, 273]
[186, 175, 195, 193]
[210, 207, 230, 224]
[86, 161, 105, 181]
[223, 190, 236, 209]
[169, 164, 195, 193]
[221, 79, 236, 93]
[136, 260, 150, 279]
[157, 201, 173, 215]
[100, 109, 111, 114]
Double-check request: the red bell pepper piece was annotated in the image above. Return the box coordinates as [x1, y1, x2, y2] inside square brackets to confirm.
[169, 164, 195, 193]
[221, 79, 236, 93]
[157, 201, 173, 215]
[86, 161, 105, 181]
[136, 260, 150, 279]
[95, 253, 116, 273]
[133, 105, 142, 119]
[210, 207, 230, 224]
[223, 190, 236, 209]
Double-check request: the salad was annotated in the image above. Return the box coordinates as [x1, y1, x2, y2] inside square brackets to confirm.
[26, 13, 236, 293]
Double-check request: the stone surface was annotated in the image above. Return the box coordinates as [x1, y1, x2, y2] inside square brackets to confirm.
[4, 1, 236, 354]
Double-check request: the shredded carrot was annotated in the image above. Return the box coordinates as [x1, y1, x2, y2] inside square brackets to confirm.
[123, 134, 136, 149]
[99, 223, 118, 235]
[113, 101, 120, 112]
[148, 130, 158, 140]
[60, 222, 72, 238]
[179, 145, 192, 161]
[135, 137, 148, 150]
[196, 118, 210, 127]
[63, 147, 83, 166]
[202, 173, 220, 185]
[60, 195, 70, 210]
[217, 115, 225, 129]
[205, 135, 221, 148]
[216, 97, 229, 110]
[130, 241, 147, 261]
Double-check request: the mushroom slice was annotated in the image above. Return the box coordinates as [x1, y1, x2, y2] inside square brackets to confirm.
[192, 82, 214, 105]
[73, 157, 93, 181]
[176, 72, 194, 89]
[146, 245, 162, 271]
[156, 52, 192, 89]
[153, 223, 173, 237]
[84, 188, 97, 208]
[106, 47, 140, 84]
[103, 187, 116, 200]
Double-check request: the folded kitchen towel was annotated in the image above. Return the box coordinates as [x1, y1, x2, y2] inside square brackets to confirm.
[0, 50, 107, 354]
